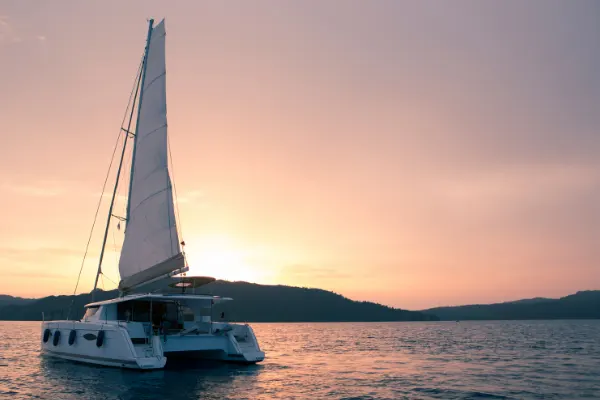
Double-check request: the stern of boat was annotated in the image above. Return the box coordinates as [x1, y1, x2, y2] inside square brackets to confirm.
[219, 323, 265, 363]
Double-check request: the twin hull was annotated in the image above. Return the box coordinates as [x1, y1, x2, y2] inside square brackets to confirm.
[40, 321, 264, 370]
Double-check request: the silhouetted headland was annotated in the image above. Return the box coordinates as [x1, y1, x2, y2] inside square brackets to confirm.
[422, 291, 600, 321]
[2, 283, 598, 322]
[0, 280, 437, 322]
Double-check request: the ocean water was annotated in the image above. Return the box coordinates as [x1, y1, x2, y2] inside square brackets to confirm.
[0, 321, 599, 399]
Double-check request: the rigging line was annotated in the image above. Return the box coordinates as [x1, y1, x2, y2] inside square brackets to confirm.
[66, 129, 123, 319]
[93, 49, 146, 299]
[111, 227, 119, 271]
[168, 135, 184, 250]
[102, 272, 118, 287]
[66, 55, 144, 320]
[112, 144, 129, 286]
[117, 90, 135, 217]
[166, 169, 174, 256]
[119, 142, 133, 217]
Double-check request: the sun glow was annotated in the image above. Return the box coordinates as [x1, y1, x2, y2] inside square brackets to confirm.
[184, 235, 264, 283]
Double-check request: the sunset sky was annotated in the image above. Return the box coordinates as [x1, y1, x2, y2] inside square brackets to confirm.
[1, 1, 599, 310]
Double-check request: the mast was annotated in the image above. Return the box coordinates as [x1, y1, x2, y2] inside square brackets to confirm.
[116, 19, 186, 292]
[126, 18, 155, 226]
[92, 19, 154, 300]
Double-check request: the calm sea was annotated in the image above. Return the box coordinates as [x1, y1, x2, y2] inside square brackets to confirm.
[0, 320, 599, 399]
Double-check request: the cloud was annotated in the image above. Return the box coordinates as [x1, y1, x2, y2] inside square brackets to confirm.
[2, 181, 63, 197]
[432, 164, 600, 207]
[3, 183, 62, 197]
[0, 246, 84, 259]
[0, 15, 21, 44]
[0, 15, 47, 45]
[0, 247, 84, 280]
[2, 179, 92, 197]
[177, 189, 205, 204]
[98, 192, 127, 201]
[7, 270, 69, 280]
[280, 264, 352, 281]
[0, 246, 123, 279]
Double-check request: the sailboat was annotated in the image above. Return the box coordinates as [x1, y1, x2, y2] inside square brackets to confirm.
[40, 19, 265, 369]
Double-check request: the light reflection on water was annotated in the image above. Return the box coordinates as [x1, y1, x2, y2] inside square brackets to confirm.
[1, 320, 599, 399]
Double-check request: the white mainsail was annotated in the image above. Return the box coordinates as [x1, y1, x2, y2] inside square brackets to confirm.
[118, 19, 184, 291]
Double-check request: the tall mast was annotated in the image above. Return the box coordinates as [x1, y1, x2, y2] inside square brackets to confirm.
[92, 19, 154, 300]
[126, 18, 155, 225]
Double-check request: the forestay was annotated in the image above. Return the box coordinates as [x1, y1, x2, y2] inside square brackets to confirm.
[119, 19, 184, 291]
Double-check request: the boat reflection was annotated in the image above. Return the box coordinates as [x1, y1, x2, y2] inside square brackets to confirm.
[40, 355, 264, 399]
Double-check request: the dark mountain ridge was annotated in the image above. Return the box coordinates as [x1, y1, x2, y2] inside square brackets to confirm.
[2, 285, 598, 322]
[0, 281, 437, 322]
[0, 294, 34, 307]
[422, 290, 600, 321]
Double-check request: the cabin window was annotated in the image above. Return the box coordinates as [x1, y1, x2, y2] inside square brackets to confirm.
[182, 306, 195, 322]
[117, 301, 151, 322]
[83, 306, 99, 319]
[115, 300, 183, 329]
[151, 302, 181, 329]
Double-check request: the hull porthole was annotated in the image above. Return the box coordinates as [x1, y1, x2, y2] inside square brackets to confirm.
[53, 330, 61, 346]
[96, 330, 105, 347]
[68, 330, 76, 346]
[43, 329, 51, 343]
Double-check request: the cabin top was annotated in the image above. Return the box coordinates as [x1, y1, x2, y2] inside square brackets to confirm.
[84, 293, 232, 308]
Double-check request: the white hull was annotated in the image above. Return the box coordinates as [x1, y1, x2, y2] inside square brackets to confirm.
[41, 320, 264, 370]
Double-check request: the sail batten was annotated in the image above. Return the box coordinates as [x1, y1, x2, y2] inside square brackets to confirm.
[118, 19, 183, 291]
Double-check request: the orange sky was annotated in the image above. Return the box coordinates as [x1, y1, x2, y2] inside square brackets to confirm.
[1, 1, 599, 309]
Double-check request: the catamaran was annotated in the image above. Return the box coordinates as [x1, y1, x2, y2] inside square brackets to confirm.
[40, 19, 264, 369]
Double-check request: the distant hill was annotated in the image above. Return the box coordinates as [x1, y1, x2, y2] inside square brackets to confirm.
[0, 295, 34, 308]
[502, 297, 553, 305]
[3, 285, 598, 322]
[204, 281, 437, 322]
[0, 289, 117, 321]
[423, 291, 600, 321]
[0, 281, 437, 322]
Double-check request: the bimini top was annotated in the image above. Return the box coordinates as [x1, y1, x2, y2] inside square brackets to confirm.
[85, 293, 232, 308]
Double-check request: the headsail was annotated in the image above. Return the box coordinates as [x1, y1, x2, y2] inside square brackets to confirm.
[118, 19, 185, 291]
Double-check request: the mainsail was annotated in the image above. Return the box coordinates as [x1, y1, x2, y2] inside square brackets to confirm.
[118, 19, 185, 291]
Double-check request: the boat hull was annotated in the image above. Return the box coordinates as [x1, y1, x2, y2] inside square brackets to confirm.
[40, 321, 264, 370]
[41, 349, 145, 369]
[41, 321, 166, 369]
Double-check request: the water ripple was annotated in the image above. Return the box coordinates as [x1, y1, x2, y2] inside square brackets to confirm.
[0, 321, 599, 399]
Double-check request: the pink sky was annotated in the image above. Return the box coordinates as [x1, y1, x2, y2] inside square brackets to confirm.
[1, 1, 599, 309]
